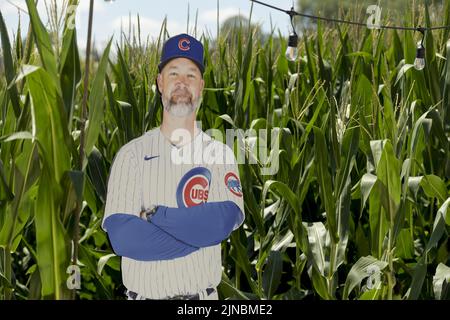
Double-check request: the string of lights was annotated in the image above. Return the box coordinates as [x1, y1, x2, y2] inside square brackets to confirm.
[250, 0, 450, 70]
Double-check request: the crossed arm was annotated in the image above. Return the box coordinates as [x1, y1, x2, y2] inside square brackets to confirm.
[104, 201, 244, 261]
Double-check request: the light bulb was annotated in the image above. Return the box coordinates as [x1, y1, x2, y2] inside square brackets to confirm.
[285, 46, 298, 62]
[414, 42, 425, 70]
[285, 33, 298, 62]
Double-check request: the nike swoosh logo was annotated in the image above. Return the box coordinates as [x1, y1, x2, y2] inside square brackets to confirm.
[144, 155, 160, 161]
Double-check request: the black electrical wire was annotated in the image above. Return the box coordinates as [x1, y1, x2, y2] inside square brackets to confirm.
[250, 0, 450, 31]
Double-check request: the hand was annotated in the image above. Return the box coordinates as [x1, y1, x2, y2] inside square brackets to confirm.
[139, 205, 159, 222]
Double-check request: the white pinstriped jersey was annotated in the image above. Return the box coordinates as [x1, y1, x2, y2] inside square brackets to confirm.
[102, 127, 245, 299]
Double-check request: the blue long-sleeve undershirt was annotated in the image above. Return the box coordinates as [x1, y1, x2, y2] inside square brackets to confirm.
[103, 214, 199, 261]
[151, 200, 244, 247]
[104, 201, 243, 261]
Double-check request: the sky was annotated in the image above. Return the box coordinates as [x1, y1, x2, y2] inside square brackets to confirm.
[0, 0, 294, 50]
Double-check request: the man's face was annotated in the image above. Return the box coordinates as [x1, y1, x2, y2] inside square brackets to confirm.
[157, 58, 204, 118]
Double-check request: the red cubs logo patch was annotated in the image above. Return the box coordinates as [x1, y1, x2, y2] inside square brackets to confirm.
[224, 172, 243, 197]
[176, 167, 211, 208]
[178, 38, 190, 51]
[182, 175, 209, 207]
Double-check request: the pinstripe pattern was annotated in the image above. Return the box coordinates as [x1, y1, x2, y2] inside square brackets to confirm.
[103, 127, 244, 299]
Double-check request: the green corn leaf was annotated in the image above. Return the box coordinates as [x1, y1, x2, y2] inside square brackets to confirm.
[262, 250, 283, 299]
[0, 11, 21, 117]
[97, 253, 117, 276]
[78, 244, 113, 299]
[67, 170, 84, 204]
[218, 272, 251, 300]
[376, 140, 401, 223]
[117, 100, 133, 142]
[25, 0, 60, 95]
[358, 287, 383, 300]
[229, 230, 258, 294]
[35, 168, 70, 299]
[426, 197, 450, 251]
[313, 127, 338, 243]
[59, 22, 81, 121]
[311, 265, 332, 299]
[408, 110, 432, 175]
[216, 114, 236, 128]
[352, 74, 372, 113]
[1, 131, 33, 142]
[369, 139, 386, 170]
[395, 229, 414, 259]
[433, 263, 450, 300]
[444, 39, 450, 129]
[116, 46, 139, 135]
[343, 255, 388, 299]
[12, 65, 40, 86]
[335, 125, 360, 199]
[407, 255, 427, 300]
[361, 173, 377, 209]
[346, 51, 373, 63]
[304, 222, 328, 276]
[85, 38, 113, 158]
[408, 175, 447, 204]
[0, 159, 14, 202]
[0, 141, 39, 248]
[60, 170, 84, 226]
[424, 2, 441, 105]
[87, 148, 107, 203]
[394, 63, 414, 86]
[261, 180, 300, 215]
[369, 180, 388, 259]
[355, 223, 370, 257]
[26, 67, 71, 183]
[83, 176, 98, 216]
[408, 197, 450, 299]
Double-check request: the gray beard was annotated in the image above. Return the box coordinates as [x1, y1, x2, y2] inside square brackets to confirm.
[162, 98, 201, 118]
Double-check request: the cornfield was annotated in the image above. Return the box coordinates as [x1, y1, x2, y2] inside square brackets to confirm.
[0, 0, 449, 300]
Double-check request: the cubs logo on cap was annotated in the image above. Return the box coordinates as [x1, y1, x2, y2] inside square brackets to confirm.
[176, 167, 211, 208]
[158, 33, 204, 73]
[178, 38, 190, 51]
[224, 172, 243, 197]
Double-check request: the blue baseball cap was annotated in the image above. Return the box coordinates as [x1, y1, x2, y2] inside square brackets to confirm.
[158, 33, 204, 74]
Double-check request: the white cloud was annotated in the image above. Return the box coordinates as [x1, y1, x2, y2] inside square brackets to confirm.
[111, 15, 184, 41]
[201, 7, 248, 24]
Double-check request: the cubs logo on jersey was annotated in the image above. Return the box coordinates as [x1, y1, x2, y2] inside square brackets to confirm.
[224, 172, 243, 197]
[176, 167, 211, 208]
